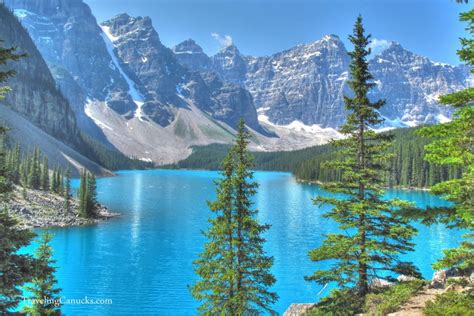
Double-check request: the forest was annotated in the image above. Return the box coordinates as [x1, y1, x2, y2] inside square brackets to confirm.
[173, 127, 462, 188]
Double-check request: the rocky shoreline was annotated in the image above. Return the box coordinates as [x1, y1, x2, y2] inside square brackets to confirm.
[2, 186, 120, 229]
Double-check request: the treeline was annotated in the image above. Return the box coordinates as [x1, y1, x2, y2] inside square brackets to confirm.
[77, 133, 154, 171]
[173, 127, 462, 188]
[77, 169, 97, 218]
[294, 127, 462, 188]
[3, 144, 70, 197]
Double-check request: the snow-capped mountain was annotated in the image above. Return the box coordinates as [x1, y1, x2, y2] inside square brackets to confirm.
[174, 36, 470, 129]
[5, 0, 471, 165]
[368, 42, 468, 126]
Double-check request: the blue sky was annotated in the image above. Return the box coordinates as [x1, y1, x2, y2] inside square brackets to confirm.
[85, 0, 469, 65]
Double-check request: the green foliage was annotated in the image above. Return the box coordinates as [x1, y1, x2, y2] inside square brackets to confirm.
[28, 147, 42, 189]
[174, 127, 461, 189]
[307, 288, 362, 316]
[0, 39, 25, 101]
[306, 16, 418, 299]
[78, 169, 97, 218]
[64, 168, 71, 210]
[191, 119, 278, 315]
[78, 133, 153, 171]
[423, 290, 474, 316]
[2, 143, 69, 197]
[364, 280, 425, 316]
[0, 210, 37, 312]
[23, 232, 61, 315]
[418, 7, 474, 272]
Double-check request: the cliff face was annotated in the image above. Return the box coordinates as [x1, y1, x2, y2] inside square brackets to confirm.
[0, 4, 78, 144]
[368, 42, 469, 126]
[175, 36, 470, 129]
[7, 0, 267, 133]
[5, 0, 134, 137]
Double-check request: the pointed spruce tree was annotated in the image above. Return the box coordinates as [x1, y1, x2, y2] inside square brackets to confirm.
[232, 119, 277, 315]
[23, 232, 61, 315]
[191, 150, 238, 314]
[417, 7, 473, 271]
[41, 156, 49, 191]
[78, 169, 87, 217]
[191, 119, 277, 315]
[64, 168, 71, 211]
[0, 39, 38, 313]
[305, 16, 418, 304]
[86, 172, 97, 216]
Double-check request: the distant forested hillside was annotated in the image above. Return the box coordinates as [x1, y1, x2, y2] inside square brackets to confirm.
[173, 127, 462, 188]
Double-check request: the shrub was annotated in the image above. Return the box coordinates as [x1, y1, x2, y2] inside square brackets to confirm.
[307, 289, 363, 316]
[364, 280, 425, 316]
[423, 290, 474, 316]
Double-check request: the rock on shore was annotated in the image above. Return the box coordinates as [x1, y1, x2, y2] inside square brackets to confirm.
[2, 186, 120, 229]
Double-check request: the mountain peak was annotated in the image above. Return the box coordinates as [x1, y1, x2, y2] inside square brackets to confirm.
[173, 39, 205, 55]
[386, 41, 404, 51]
[218, 43, 241, 55]
[322, 34, 341, 41]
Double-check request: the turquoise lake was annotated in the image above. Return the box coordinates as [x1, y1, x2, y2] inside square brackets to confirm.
[26, 169, 463, 315]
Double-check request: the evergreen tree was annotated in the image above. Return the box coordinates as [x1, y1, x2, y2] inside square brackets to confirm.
[86, 172, 97, 217]
[50, 167, 57, 193]
[10, 143, 21, 184]
[305, 16, 418, 304]
[28, 147, 41, 190]
[192, 150, 238, 314]
[64, 168, 71, 211]
[191, 119, 277, 315]
[23, 232, 61, 316]
[0, 39, 38, 313]
[41, 156, 49, 191]
[0, 210, 37, 312]
[0, 39, 25, 100]
[59, 170, 64, 195]
[78, 169, 87, 217]
[0, 133, 10, 197]
[418, 7, 473, 271]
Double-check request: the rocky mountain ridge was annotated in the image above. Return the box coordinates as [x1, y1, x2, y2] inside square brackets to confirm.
[4, 0, 471, 165]
[174, 35, 470, 128]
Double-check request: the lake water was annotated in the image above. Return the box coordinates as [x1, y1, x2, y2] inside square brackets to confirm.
[25, 169, 463, 315]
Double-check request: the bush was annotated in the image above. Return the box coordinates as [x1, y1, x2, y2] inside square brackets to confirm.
[423, 290, 474, 316]
[364, 280, 425, 316]
[307, 289, 363, 316]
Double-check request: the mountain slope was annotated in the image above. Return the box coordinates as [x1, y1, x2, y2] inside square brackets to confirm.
[0, 3, 78, 144]
[6, 1, 284, 164]
[0, 100, 111, 176]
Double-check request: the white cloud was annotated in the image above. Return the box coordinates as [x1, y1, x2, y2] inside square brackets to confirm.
[369, 38, 391, 56]
[211, 33, 233, 48]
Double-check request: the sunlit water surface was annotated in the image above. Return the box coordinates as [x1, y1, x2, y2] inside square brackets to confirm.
[23, 169, 462, 315]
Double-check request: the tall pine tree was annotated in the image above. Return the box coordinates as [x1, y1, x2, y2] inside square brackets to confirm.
[41, 156, 49, 191]
[191, 119, 278, 315]
[306, 16, 418, 305]
[64, 168, 71, 211]
[78, 169, 87, 217]
[418, 7, 473, 271]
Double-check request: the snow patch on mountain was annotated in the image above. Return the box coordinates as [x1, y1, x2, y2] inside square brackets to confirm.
[100, 25, 146, 121]
[85, 99, 114, 131]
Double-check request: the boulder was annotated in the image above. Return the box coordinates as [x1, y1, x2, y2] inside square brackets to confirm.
[431, 270, 447, 289]
[397, 275, 418, 282]
[370, 278, 393, 289]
